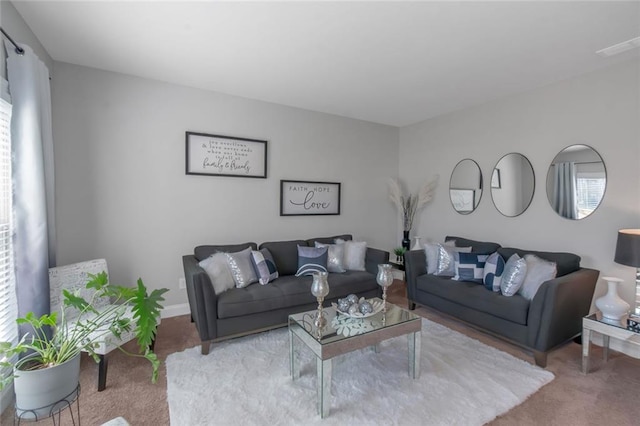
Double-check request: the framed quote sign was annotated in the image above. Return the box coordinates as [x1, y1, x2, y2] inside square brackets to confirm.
[280, 180, 341, 216]
[185, 132, 267, 178]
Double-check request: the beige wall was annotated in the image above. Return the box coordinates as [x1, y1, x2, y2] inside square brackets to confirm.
[399, 58, 640, 308]
[51, 62, 399, 306]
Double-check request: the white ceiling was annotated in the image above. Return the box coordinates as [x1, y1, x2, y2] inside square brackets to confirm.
[12, 1, 640, 127]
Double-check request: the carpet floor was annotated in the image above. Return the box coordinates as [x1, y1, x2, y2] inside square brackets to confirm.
[2, 281, 640, 425]
[166, 318, 553, 425]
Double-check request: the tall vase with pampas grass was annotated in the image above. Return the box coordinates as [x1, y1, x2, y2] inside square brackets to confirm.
[388, 176, 438, 250]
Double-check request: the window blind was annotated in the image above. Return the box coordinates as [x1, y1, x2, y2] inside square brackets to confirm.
[0, 96, 17, 388]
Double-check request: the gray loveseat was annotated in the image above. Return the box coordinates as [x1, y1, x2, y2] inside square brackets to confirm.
[404, 236, 599, 367]
[182, 234, 388, 355]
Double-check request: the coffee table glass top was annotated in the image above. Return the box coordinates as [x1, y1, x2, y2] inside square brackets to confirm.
[288, 298, 421, 344]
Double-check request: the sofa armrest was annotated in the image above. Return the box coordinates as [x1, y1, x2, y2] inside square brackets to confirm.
[182, 255, 219, 342]
[404, 249, 426, 304]
[365, 247, 390, 275]
[526, 267, 599, 351]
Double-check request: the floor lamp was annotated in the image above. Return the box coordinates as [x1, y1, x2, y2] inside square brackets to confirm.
[614, 229, 640, 317]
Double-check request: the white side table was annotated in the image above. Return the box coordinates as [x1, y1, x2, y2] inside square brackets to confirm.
[582, 312, 640, 374]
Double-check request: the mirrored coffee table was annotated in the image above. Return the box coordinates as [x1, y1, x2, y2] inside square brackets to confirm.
[288, 299, 422, 418]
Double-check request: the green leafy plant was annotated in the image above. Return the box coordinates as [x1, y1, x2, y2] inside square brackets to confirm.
[0, 272, 168, 390]
[393, 247, 407, 257]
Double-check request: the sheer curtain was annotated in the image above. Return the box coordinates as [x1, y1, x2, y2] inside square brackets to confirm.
[5, 42, 56, 331]
[552, 162, 577, 220]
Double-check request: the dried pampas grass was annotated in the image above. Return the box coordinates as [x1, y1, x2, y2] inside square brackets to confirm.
[388, 176, 439, 231]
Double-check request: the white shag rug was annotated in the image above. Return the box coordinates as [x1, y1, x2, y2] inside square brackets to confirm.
[166, 319, 554, 425]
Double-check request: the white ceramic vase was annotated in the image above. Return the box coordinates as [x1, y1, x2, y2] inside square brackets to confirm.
[412, 236, 422, 251]
[595, 276, 630, 322]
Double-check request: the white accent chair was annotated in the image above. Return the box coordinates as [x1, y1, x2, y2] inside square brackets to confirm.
[49, 259, 140, 391]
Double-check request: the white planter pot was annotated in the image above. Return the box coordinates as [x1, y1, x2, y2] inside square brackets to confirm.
[14, 352, 81, 420]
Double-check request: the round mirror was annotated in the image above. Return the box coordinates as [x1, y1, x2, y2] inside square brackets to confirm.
[546, 144, 606, 220]
[449, 159, 483, 215]
[491, 153, 535, 217]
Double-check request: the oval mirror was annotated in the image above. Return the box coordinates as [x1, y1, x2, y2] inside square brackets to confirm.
[449, 159, 482, 215]
[490, 153, 535, 217]
[546, 144, 606, 220]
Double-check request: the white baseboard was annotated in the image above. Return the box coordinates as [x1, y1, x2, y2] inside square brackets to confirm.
[161, 303, 190, 319]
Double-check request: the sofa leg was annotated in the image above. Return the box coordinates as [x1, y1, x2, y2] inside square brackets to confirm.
[533, 351, 547, 368]
[408, 301, 416, 310]
[201, 341, 211, 355]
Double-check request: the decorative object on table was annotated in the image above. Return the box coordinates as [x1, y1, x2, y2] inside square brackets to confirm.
[393, 247, 407, 263]
[412, 236, 422, 251]
[595, 276, 630, 323]
[0, 270, 168, 420]
[280, 180, 341, 216]
[627, 317, 640, 333]
[185, 131, 267, 178]
[332, 297, 384, 319]
[311, 271, 330, 328]
[376, 263, 394, 312]
[614, 229, 640, 315]
[388, 176, 439, 249]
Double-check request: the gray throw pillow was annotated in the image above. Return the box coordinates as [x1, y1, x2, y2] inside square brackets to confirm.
[296, 245, 328, 276]
[315, 242, 346, 273]
[500, 254, 528, 296]
[424, 240, 456, 275]
[518, 254, 557, 300]
[225, 247, 259, 288]
[433, 244, 472, 277]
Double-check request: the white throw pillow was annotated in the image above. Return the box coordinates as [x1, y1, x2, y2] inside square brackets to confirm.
[225, 247, 259, 288]
[424, 240, 456, 274]
[336, 239, 367, 271]
[500, 254, 528, 297]
[518, 254, 557, 300]
[199, 253, 235, 295]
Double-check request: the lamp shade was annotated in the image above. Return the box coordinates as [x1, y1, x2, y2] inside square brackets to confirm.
[614, 229, 640, 267]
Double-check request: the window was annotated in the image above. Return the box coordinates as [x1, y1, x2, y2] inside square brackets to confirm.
[575, 169, 606, 220]
[0, 93, 17, 403]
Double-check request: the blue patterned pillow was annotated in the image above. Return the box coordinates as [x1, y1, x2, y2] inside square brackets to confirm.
[453, 252, 488, 283]
[483, 252, 506, 292]
[251, 248, 279, 285]
[295, 245, 328, 277]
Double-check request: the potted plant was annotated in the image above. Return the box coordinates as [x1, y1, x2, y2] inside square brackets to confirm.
[388, 176, 439, 249]
[0, 271, 168, 419]
[393, 247, 407, 263]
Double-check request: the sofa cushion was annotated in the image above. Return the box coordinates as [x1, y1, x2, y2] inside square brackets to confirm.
[497, 247, 580, 277]
[453, 252, 489, 284]
[315, 242, 347, 273]
[226, 247, 259, 288]
[415, 275, 530, 325]
[216, 271, 378, 319]
[306, 234, 352, 246]
[518, 254, 557, 300]
[500, 254, 528, 296]
[446, 236, 501, 254]
[194, 243, 257, 262]
[483, 252, 505, 292]
[296, 245, 328, 276]
[259, 240, 307, 276]
[251, 248, 279, 285]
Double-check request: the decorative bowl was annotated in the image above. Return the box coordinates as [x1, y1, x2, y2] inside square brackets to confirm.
[332, 298, 384, 319]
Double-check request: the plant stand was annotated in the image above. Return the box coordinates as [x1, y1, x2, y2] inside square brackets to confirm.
[14, 383, 80, 426]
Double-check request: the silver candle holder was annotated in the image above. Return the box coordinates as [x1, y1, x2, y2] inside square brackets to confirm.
[311, 271, 330, 328]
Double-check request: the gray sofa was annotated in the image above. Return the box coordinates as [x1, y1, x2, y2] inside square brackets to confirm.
[404, 236, 599, 367]
[182, 234, 388, 354]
